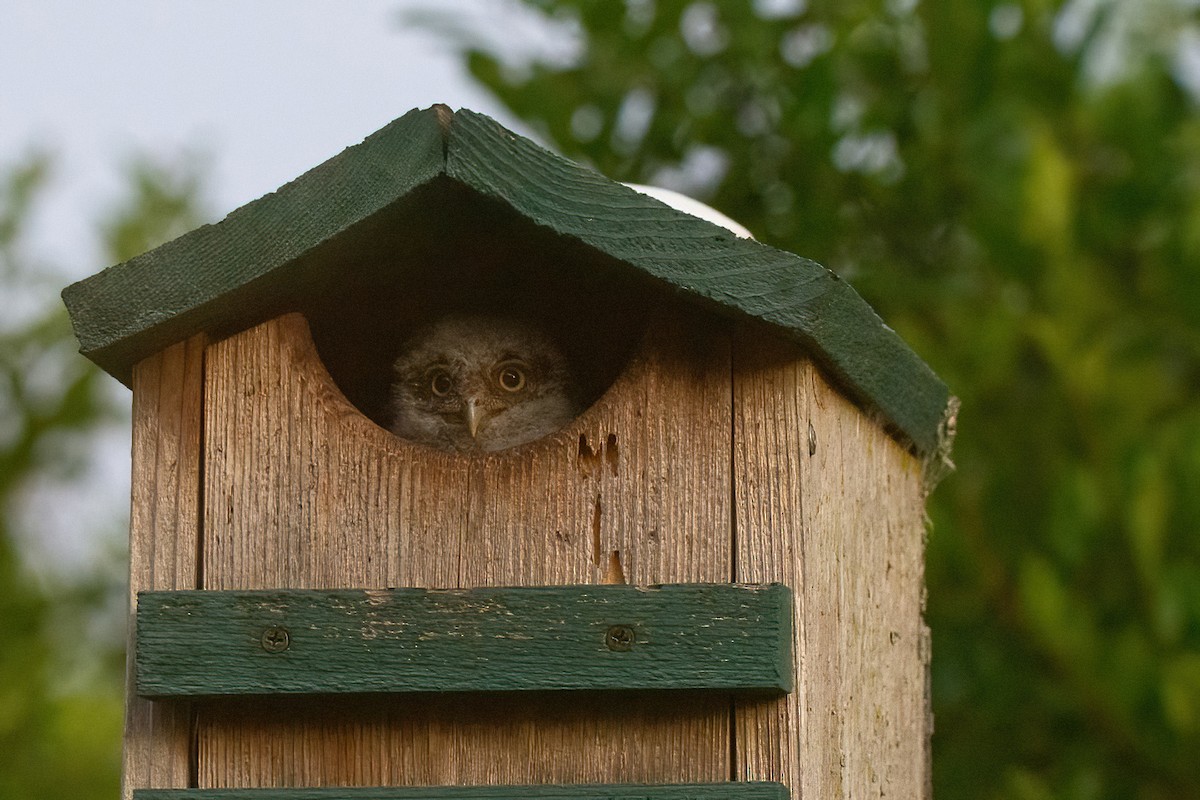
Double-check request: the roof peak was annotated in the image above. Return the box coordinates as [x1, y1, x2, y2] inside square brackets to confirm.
[62, 105, 954, 470]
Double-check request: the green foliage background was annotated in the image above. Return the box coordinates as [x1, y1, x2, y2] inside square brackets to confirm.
[2, 2, 1198, 797]
[425, 1, 1200, 797]
[0, 155, 206, 799]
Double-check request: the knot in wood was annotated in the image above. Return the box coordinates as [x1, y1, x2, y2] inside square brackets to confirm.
[605, 624, 635, 652]
[260, 625, 291, 653]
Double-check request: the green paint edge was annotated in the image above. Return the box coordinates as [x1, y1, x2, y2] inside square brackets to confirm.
[61, 105, 447, 385]
[136, 584, 793, 698]
[445, 110, 955, 464]
[132, 782, 789, 800]
[62, 105, 954, 467]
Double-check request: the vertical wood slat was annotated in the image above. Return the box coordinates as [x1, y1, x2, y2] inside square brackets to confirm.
[731, 329, 929, 799]
[124, 334, 207, 800]
[196, 309, 732, 788]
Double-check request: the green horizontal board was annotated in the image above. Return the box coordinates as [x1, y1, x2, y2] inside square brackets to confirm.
[133, 783, 788, 800]
[62, 105, 953, 467]
[136, 583, 793, 698]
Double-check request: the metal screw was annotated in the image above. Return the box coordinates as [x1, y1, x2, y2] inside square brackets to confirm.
[605, 624, 635, 652]
[261, 625, 290, 653]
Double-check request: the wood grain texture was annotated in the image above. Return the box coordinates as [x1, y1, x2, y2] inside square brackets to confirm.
[133, 782, 789, 800]
[447, 109, 952, 461]
[61, 106, 446, 383]
[63, 105, 953, 467]
[124, 334, 207, 800]
[196, 309, 732, 788]
[730, 329, 930, 799]
[136, 585, 792, 697]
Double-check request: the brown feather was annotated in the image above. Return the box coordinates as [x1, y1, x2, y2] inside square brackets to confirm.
[389, 315, 578, 452]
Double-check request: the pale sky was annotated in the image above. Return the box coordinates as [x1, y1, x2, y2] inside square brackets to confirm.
[2, 1, 563, 574]
[1, 0, 560, 272]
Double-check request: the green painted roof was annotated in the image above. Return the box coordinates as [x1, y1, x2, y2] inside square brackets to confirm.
[62, 105, 956, 471]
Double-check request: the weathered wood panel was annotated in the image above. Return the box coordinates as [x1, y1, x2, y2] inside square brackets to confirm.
[448, 108, 953, 461]
[196, 310, 733, 788]
[731, 329, 930, 799]
[124, 334, 207, 800]
[137, 584, 792, 697]
[65, 107, 955, 474]
[133, 782, 789, 800]
[62, 106, 448, 386]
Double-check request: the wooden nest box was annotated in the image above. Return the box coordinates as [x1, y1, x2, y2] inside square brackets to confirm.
[63, 106, 956, 800]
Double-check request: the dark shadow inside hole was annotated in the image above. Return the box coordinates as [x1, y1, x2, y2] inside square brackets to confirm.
[301, 179, 658, 434]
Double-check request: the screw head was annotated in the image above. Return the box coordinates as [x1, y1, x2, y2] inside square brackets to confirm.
[605, 624, 635, 652]
[261, 625, 290, 653]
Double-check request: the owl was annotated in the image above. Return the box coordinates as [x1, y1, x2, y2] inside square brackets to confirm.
[389, 315, 579, 452]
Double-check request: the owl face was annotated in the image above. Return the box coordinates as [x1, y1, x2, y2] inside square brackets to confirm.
[389, 315, 578, 452]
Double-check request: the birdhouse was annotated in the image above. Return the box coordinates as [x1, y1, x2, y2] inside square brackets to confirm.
[63, 106, 956, 800]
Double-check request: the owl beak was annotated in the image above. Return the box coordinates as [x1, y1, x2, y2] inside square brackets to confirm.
[463, 397, 481, 439]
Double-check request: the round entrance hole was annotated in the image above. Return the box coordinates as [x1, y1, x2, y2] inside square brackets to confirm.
[304, 252, 654, 450]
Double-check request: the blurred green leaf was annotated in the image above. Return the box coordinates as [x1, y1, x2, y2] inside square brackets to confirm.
[1162, 653, 1200, 735]
[0, 150, 208, 799]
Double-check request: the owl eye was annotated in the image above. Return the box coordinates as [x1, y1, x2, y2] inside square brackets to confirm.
[497, 362, 527, 392]
[429, 371, 453, 397]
